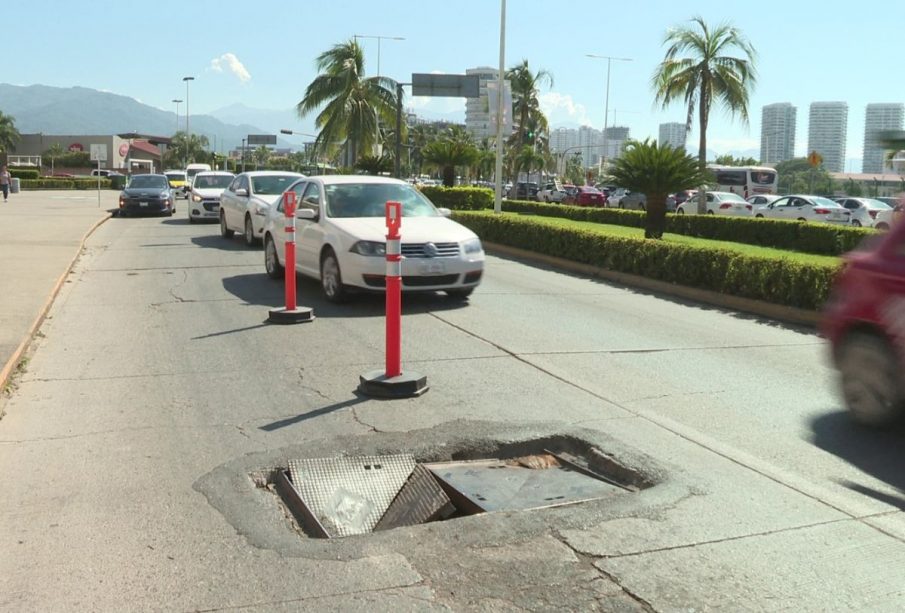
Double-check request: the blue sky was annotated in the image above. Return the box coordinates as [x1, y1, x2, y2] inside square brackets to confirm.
[7, 0, 903, 164]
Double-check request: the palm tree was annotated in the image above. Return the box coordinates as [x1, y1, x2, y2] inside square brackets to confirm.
[606, 139, 709, 239]
[45, 143, 64, 175]
[297, 39, 397, 166]
[422, 139, 479, 187]
[355, 154, 393, 175]
[165, 131, 209, 167]
[652, 16, 757, 212]
[506, 60, 553, 148]
[253, 145, 271, 170]
[0, 111, 20, 152]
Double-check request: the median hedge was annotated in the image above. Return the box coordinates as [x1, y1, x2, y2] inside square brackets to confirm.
[420, 185, 493, 210]
[19, 178, 112, 190]
[9, 168, 40, 180]
[453, 211, 840, 310]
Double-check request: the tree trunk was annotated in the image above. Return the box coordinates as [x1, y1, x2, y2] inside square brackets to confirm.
[442, 165, 455, 187]
[644, 193, 668, 239]
[697, 82, 709, 214]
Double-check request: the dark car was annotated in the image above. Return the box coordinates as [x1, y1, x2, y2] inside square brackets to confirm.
[507, 181, 539, 201]
[118, 174, 175, 217]
[820, 219, 905, 425]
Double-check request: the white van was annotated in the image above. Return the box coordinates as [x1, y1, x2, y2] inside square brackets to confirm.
[185, 163, 212, 187]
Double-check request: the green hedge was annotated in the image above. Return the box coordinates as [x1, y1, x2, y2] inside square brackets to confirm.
[420, 185, 493, 210]
[453, 211, 839, 310]
[9, 168, 40, 180]
[497, 199, 871, 257]
[20, 178, 112, 190]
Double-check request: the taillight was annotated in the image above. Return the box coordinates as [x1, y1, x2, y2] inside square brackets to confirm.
[719, 203, 732, 209]
[745, 204, 752, 210]
[869, 210, 878, 219]
[814, 208, 831, 214]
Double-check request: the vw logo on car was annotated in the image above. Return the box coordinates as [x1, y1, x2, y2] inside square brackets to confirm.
[423, 242, 439, 258]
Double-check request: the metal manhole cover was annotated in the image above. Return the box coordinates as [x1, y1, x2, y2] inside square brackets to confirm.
[288, 455, 416, 537]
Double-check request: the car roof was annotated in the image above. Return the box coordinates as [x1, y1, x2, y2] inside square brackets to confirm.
[195, 171, 235, 176]
[238, 170, 305, 178]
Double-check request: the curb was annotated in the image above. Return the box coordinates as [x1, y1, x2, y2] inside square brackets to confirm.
[484, 242, 820, 328]
[0, 213, 112, 396]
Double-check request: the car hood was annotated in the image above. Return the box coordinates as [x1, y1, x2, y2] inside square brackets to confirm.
[193, 188, 226, 198]
[329, 216, 477, 243]
[252, 194, 281, 206]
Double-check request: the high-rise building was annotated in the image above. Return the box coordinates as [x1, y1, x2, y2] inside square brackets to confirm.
[760, 103, 796, 164]
[807, 102, 848, 172]
[659, 122, 686, 150]
[465, 67, 503, 141]
[863, 103, 904, 173]
[603, 126, 629, 160]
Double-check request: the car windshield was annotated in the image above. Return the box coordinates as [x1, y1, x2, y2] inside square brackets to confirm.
[194, 175, 234, 189]
[251, 175, 300, 195]
[811, 196, 841, 207]
[128, 175, 168, 189]
[325, 183, 439, 218]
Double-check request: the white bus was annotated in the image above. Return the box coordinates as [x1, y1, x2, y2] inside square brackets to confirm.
[707, 165, 778, 198]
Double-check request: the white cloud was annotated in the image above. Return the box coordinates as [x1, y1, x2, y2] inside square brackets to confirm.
[209, 53, 251, 83]
[539, 92, 594, 127]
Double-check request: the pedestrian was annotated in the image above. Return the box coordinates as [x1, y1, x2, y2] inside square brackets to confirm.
[0, 165, 10, 202]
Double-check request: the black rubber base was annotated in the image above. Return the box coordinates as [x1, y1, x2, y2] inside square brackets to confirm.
[267, 307, 315, 324]
[358, 370, 429, 398]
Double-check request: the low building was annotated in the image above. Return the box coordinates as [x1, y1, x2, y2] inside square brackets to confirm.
[10, 133, 171, 173]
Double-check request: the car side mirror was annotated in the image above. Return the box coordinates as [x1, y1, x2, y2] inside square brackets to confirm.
[437, 207, 452, 218]
[236, 188, 249, 197]
[296, 208, 318, 221]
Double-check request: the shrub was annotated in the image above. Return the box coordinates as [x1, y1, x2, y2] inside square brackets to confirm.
[9, 168, 40, 180]
[453, 211, 839, 310]
[20, 178, 111, 190]
[419, 185, 492, 210]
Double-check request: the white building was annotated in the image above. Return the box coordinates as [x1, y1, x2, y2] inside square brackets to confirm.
[659, 122, 686, 150]
[862, 103, 904, 173]
[760, 103, 796, 164]
[808, 102, 848, 173]
[465, 66, 503, 141]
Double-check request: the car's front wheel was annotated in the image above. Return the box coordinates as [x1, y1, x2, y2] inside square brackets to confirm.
[852, 219, 862, 227]
[320, 249, 347, 303]
[755, 214, 764, 218]
[264, 235, 284, 280]
[677, 208, 685, 215]
[445, 288, 474, 300]
[837, 332, 904, 426]
[244, 215, 257, 247]
[877, 222, 890, 231]
[220, 211, 234, 238]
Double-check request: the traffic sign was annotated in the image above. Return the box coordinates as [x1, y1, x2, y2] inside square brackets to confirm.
[807, 150, 822, 167]
[412, 73, 479, 98]
[247, 134, 277, 145]
[90, 144, 107, 162]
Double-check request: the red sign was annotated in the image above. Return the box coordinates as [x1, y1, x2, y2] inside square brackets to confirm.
[68, 143, 84, 152]
[118, 143, 129, 157]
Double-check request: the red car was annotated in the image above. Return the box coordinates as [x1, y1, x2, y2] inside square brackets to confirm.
[820, 221, 905, 425]
[571, 186, 607, 207]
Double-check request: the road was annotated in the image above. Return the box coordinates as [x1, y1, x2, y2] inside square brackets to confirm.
[1, 211, 904, 611]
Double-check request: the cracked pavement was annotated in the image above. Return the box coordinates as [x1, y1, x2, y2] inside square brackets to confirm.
[2, 211, 905, 610]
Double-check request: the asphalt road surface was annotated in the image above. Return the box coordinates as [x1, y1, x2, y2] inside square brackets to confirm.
[1, 212, 904, 611]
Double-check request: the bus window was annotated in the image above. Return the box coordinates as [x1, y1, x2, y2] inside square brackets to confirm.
[714, 169, 747, 186]
[751, 171, 776, 185]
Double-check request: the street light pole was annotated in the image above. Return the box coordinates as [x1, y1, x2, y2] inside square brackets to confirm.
[493, 0, 506, 214]
[585, 54, 632, 177]
[354, 34, 404, 156]
[172, 99, 182, 134]
[281, 129, 320, 174]
[182, 76, 195, 166]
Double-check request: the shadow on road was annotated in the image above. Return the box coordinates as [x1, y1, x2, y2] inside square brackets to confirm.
[191, 234, 257, 252]
[220, 272, 472, 318]
[810, 410, 905, 509]
[161, 218, 192, 226]
[258, 396, 369, 431]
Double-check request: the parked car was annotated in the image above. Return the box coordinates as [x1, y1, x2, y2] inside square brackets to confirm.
[873, 202, 905, 231]
[562, 185, 581, 204]
[187, 171, 235, 223]
[118, 174, 174, 217]
[507, 182, 539, 201]
[569, 186, 606, 207]
[745, 194, 781, 208]
[618, 191, 647, 211]
[536, 182, 570, 203]
[262, 175, 485, 302]
[820, 219, 905, 425]
[834, 197, 893, 228]
[677, 191, 752, 217]
[606, 187, 631, 208]
[666, 189, 699, 211]
[164, 170, 188, 198]
[876, 196, 902, 208]
[753, 195, 852, 224]
[219, 171, 305, 246]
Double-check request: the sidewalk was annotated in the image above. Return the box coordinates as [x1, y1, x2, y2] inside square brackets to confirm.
[0, 189, 113, 395]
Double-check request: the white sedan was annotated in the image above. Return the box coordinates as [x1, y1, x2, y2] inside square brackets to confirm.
[753, 195, 852, 224]
[219, 171, 304, 246]
[834, 197, 893, 228]
[262, 176, 485, 302]
[676, 191, 752, 216]
[187, 171, 234, 223]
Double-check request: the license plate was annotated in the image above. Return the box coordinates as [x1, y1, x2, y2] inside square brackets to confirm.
[419, 261, 446, 275]
[139, 201, 148, 207]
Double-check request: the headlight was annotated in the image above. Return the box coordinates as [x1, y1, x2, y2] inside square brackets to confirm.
[463, 238, 483, 254]
[192, 194, 203, 202]
[350, 241, 387, 256]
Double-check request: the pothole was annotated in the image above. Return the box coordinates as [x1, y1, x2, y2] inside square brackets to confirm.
[263, 436, 654, 539]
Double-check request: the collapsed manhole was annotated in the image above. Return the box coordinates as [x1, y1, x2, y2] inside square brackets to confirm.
[273, 446, 644, 539]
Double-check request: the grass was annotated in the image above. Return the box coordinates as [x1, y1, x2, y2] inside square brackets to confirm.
[495, 212, 841, 267]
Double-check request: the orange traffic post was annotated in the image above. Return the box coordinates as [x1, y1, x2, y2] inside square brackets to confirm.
[268, 190, 314, 325]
